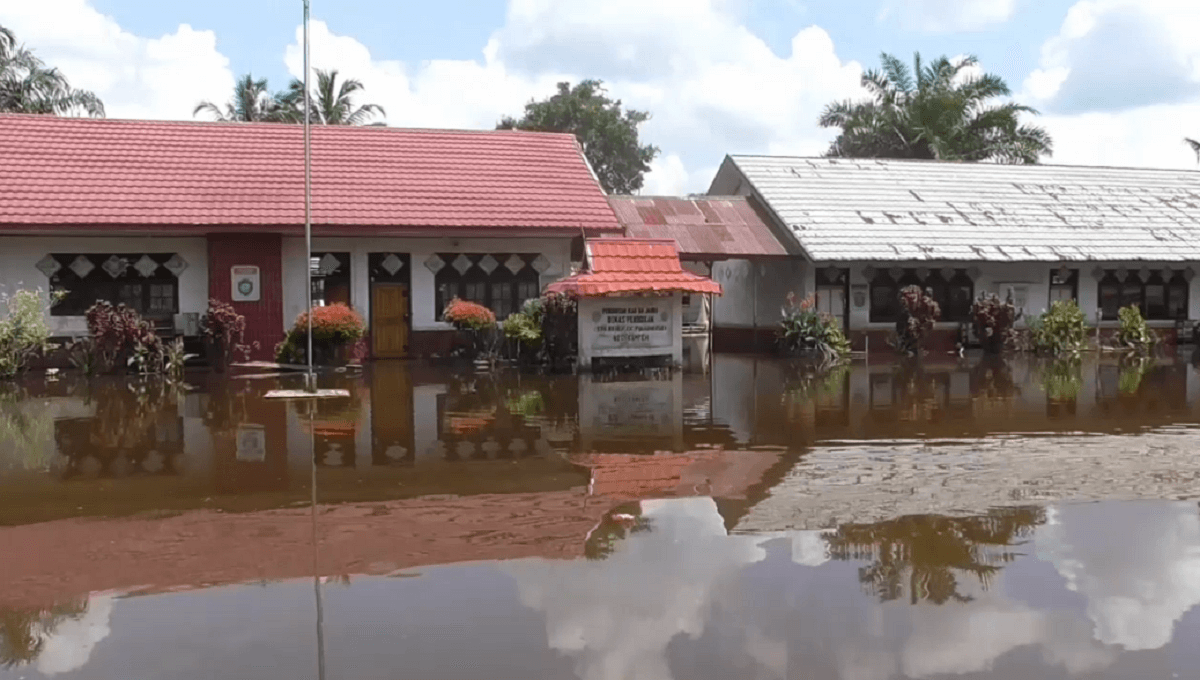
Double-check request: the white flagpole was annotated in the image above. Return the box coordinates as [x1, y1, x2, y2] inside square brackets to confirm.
[303, 0, 315, 393]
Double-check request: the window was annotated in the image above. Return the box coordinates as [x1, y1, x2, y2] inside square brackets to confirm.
[816, 268, 849, 328]
[311, 252, 351, 307]
[868, 267, 975, 323]
[1098, 269, 1188, 321]
[434, 253, 542, 320]
[47, 253, 180, 318]
[1049, 268, 1078, 305]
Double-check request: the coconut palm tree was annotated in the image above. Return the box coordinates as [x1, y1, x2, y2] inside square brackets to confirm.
[1186, 137, 1200, 162]
[193, 73, 290, 123]
[0, 25, 104, 117]
[280, 69, 385, 125]
[820, 52, 1052, 164]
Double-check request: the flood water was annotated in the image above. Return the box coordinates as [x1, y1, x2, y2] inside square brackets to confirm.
[2, 354, 1200, 679]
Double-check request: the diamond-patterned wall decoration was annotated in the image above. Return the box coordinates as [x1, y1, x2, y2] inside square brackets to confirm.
[940, 267, 956, 280]
[69, 255, 95, 279]
[380, 253, 404, 276]
[102, 255, 129, 279]
[424, 254, 445, 274]
[1161, 267, 1175, 281]
[134, 254, 160, 278]
[531, 254, 551, 274]
[452, 254, 473, 275]
[36, 255, 61, 278]
[478, 254, 498, 275]
[318, 253, 341, 276]
[164, 254, 188, 277]
[505, 254, 526, 275]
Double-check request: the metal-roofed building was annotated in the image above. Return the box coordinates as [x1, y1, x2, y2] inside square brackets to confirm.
[706, 155, 1200, 351]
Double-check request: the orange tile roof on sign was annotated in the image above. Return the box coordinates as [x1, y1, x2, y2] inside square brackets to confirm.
[545, 238, 723, 297]
[0, 115, 621, 234]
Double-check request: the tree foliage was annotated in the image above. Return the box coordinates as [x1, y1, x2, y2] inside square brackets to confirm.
[0, 24, 104, 117]
[1187, 137, 1200, 162]
[194, 69, 384, 125]
[194, 73, 291, 122]
[498, 80, 659, 194]
[279, 69, 386, 125]
[820, 52, 1051, 164]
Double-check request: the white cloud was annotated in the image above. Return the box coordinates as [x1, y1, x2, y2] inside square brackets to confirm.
[0, 0, 233, 120]
[877, 0, 1017, 32]
[501, 498, 781, 680]
[1018, 0, 1200, 169]
[283, 0, 864, 193]
[35, 593, 116, 676]
[1036, 502, 1200, 651]
[1022, 0, 1200, 113]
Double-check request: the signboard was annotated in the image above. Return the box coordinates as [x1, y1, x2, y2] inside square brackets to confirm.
[591, 303, 671, 351]
[236, 424, 266, 462]
[231, 265, 261, 302]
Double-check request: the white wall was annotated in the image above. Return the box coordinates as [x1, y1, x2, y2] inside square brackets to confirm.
[0, 237, 209, 336]
[711, 256, 1200, 333]
[281, 237, 573, 333]
[710, 259, 809, 329]
[842, 260, 1200, 331]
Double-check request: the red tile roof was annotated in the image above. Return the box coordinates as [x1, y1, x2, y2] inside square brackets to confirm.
[546, 238, 723, 297]
[608, 195, 792, 258]
[0, 115, 621, 234]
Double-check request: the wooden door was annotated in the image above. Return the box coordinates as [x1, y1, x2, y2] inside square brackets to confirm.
[371, 284, 409, 358]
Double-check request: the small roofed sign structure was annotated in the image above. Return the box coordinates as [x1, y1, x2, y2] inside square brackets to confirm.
[547, 239, 722, 369]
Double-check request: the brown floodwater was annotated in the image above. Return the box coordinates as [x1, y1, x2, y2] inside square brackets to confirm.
[2, 354, 1200, 679]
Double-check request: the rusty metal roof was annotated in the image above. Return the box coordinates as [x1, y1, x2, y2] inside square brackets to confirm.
[607, 195, 791, 258]
[545, 239, 723, 297]
[717, 156, 1200, 262]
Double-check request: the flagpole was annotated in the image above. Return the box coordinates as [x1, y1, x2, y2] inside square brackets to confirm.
[303, 0, 315, 393]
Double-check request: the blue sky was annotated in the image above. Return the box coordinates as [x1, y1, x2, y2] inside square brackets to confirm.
[4, 0, 1200, 192]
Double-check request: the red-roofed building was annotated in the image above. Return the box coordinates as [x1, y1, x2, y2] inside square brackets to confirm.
[0, 115, 620, 359]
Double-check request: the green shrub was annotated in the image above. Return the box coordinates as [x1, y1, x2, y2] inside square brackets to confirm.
[1115, 305, 1157, 353]
[1027, 300, 1088, 355]
[0, 289, 58, 378]
[1037, 356, 1083, 401]
[778, 292, 850, 362]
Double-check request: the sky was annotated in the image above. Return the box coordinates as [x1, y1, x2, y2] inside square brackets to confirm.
[2, 0, 1200, 194]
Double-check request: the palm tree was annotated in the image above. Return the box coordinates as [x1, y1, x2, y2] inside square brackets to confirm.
[0, 25, 104, 117]
[193, 73, 289, 123]
[1186, 137, 1200, 162]
[820, 52, 1052, 164]
[280, 69, 385, 125]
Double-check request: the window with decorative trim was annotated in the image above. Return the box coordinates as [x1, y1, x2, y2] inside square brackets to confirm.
[311, 252, 351, 307]
[1097, 268, 1189, 321]
[40, 253, 184, 319]
[867, 267, 975, 323]
[431, 253, 544, 320]
[1049, 268, 1078, 305]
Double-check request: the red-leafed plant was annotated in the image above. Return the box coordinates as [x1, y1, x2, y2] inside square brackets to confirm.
[895, 285, 940, 356]
[276, 303, 365, 365]
[83, 301, 162, 374]
[201, 299, 256, 371]
[971, 292, 1021, 354]
[443, 298, 497, 331]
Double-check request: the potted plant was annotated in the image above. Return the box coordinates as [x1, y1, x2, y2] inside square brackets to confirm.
[443, 298, 500, 367]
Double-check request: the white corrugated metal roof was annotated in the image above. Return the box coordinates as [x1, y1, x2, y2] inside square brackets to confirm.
[725, 156, 1200, 262]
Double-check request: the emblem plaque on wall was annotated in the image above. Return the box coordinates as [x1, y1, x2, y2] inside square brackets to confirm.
[231, 265, 261, 302]
[852, 284, 868, 309]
